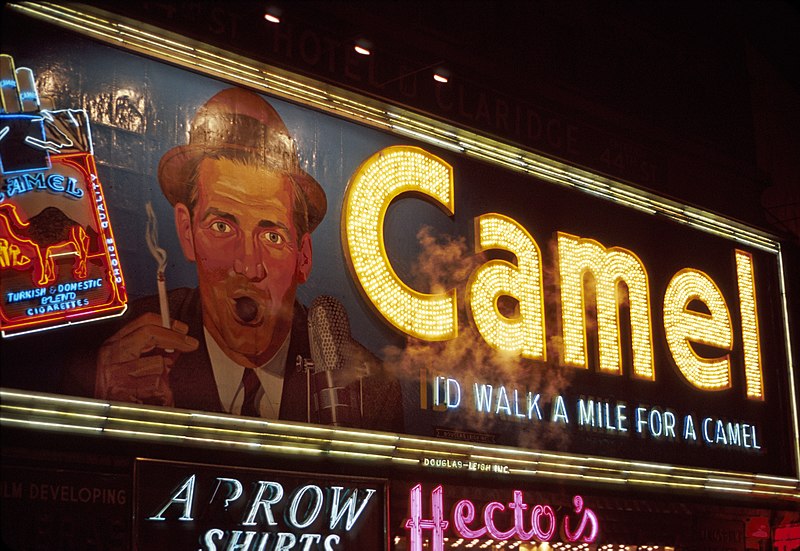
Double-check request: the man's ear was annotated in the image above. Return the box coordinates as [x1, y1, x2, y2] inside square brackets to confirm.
[295, 233, 312, 283]
[174, 203, 196, 262]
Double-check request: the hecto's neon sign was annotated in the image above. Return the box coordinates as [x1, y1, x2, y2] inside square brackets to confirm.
[404, 484, 598, 550]
[343, 146, 764, 399]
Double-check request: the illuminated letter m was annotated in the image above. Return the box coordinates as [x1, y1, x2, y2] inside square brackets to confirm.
[558, 233, 654, 379]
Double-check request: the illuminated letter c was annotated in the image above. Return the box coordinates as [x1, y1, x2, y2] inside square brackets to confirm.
[343, 146, 456, 340]
[483, 502, 515, 540]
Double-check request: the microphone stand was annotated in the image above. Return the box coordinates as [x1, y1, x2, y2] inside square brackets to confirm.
[296, 355, 314, 423]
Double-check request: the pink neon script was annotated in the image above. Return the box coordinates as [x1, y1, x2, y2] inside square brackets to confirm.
[403, 484, 598, 550]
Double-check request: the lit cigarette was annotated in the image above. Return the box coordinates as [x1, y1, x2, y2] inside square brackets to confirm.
[156, 270, 170, 329]
[145, 202, 173, 351]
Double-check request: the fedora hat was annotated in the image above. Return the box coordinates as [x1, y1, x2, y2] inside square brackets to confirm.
[158, 87, 326, 232]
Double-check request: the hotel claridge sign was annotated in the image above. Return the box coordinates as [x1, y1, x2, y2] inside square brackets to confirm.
[1, 2, 798, 550]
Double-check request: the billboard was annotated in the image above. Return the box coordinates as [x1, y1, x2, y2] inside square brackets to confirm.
[1, 10, 796, 483]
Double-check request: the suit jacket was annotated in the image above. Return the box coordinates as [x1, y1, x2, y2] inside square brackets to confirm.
[159, 287, 310, 420]
[67, 288, 404, 432]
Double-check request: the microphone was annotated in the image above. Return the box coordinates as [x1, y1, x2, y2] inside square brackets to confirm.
[307, 295, 363, 427]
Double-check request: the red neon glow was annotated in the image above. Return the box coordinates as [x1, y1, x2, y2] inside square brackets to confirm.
[532, 505, 556, 541]
[404, 484, 449, 551]
[508, 490, 533, 540]
[403, 485, 599, 550]
[563, 495, 599, 543]
[453, 500, 486, 539]
[1, 153, 127, 335]
[1, 200, 90, 286]
[483, 501, 516, 540]
[0, 203, 42, 282]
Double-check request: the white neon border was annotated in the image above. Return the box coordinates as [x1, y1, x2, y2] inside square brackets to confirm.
[4, 1, 799, 500]
[2, 389, 798, 501]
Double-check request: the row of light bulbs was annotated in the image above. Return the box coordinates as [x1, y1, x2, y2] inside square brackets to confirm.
[263, 5, 451, 82]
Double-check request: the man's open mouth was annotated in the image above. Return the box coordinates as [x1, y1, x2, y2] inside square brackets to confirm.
[233, 296, 261, 324]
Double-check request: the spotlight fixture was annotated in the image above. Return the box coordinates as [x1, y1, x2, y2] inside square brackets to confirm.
[433, 68, 451, 83]
[264, 6, 281, 24]
[354, 38, 373, 56]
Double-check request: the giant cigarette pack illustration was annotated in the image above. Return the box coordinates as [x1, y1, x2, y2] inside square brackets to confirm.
[1, 54, 127, 337]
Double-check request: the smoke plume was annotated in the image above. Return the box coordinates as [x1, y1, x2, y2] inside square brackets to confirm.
[383, 226, 575, 450]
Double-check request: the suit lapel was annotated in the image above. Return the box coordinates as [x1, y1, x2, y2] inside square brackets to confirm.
[279, 302, 312, 423]
[169, 288, 225, 413]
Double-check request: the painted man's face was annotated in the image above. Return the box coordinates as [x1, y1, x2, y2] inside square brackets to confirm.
[175, 157, 312, 367]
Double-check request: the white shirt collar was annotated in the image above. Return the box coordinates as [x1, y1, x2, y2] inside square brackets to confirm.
[204, 328, 290, 418]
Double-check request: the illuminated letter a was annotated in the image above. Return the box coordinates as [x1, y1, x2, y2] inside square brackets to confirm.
[148, 474, 196, 521]
[468, 214, 546, 359]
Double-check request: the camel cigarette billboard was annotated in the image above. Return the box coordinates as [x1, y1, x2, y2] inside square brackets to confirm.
[1, 13, 795, 480]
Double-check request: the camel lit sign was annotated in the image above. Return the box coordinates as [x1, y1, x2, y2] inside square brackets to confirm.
[0, 54, 126, 337]
[344, 146, 765, 400]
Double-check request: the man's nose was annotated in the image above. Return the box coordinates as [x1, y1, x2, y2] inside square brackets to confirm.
[233, 236, 267, 281]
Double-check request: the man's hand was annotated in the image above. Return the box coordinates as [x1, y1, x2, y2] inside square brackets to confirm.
[95, 313, 199, 406]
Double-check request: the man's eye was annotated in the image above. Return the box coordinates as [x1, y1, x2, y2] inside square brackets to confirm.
[210, 221, 232, 233]
[263, 231, 284, 245]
